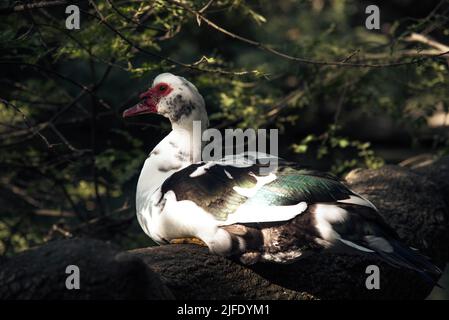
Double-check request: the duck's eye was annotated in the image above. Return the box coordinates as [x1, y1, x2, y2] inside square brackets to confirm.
[159, 85, 167, 92]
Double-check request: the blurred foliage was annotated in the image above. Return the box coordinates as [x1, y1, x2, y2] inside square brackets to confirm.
[0, 0, 449, 256]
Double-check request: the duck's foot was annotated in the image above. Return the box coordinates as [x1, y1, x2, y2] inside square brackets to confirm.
[169, 237, 207, 246]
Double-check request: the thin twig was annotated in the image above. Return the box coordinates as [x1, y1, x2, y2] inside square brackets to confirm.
[82, 6, 258, 76]
[0, 98, 52, 148]
[167, 0, 449, 68]
[0, 0, 69, 15]
[404, 32, 449, 53]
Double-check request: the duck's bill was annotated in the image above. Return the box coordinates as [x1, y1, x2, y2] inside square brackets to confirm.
[122, 100, 157, 118]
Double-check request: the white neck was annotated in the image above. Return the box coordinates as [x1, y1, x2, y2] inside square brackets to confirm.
[136, 123, 205, 206]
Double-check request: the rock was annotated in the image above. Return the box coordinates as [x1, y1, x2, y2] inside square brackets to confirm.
[0, 238, 174, 299]
[345, 164, 449, 265]
[131, 244, 315, 300]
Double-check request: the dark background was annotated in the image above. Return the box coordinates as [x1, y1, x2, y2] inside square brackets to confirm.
[0, 0, 448, 299]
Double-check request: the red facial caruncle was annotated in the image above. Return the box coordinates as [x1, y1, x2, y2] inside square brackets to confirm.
[123, 82, 173, 118]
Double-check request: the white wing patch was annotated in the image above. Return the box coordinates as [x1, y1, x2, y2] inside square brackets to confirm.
[339, 238, 374, 252]
[188, 155, 254, 178]
[189, 162, 215, 178]
[314, 203, 348, 242]
[233, 172, 277, 197]
[364, 235, 393, 253]
[337, 194, 377, 210]
[223, 169, 233, 179]
[222, 201, 307, 225]
[313, 203, 377, 253]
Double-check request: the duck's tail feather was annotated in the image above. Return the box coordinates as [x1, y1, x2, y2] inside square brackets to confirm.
[366, 237, 442, 287]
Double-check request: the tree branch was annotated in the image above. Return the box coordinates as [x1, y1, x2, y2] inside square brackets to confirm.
[167, 0, 449, 68]
[0, 0, 69, 15]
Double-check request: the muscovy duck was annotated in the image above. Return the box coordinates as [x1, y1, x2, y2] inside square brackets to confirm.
[123, 73, 441, 282]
